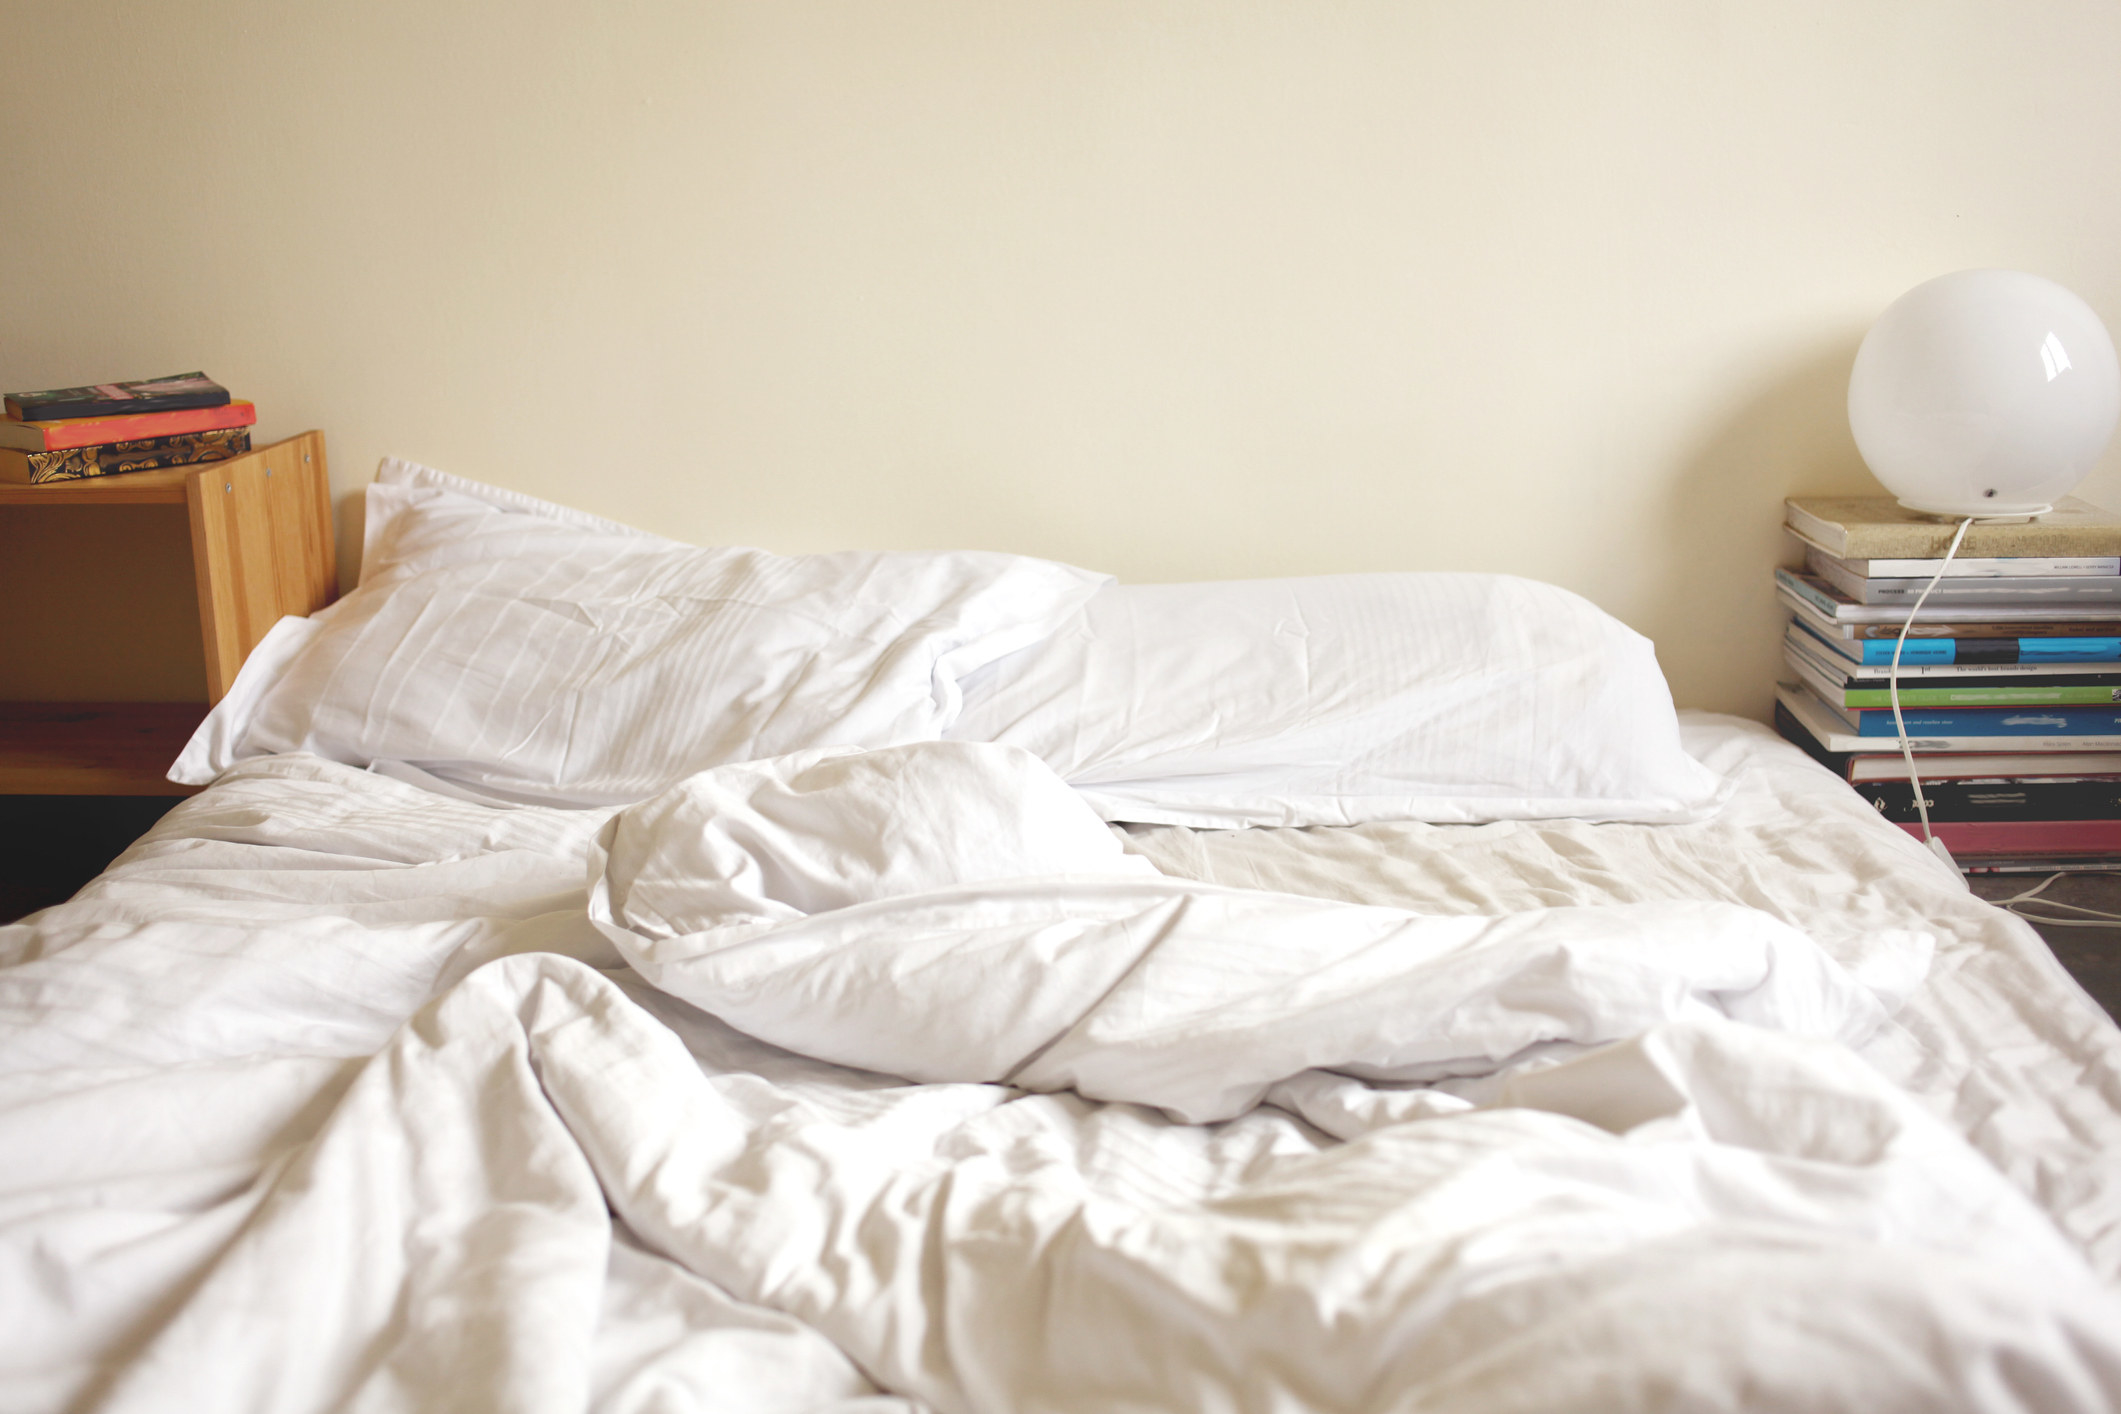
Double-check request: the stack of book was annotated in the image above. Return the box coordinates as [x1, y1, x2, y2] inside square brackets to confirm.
[0, 373, 253, 484]
[1774, 495, 2121, 872]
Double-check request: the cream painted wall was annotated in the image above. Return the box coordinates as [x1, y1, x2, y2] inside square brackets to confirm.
[3, 1, 2119, 714]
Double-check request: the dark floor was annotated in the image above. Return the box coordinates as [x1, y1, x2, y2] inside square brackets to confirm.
[1966, 871, 2121, 1023]
[0, 796, 182, 923]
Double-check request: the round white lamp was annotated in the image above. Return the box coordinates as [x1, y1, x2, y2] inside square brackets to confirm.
[1847, 269, 2120, 519]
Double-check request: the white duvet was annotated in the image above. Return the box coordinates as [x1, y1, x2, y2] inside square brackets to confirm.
[5, 717, 2121, 1411]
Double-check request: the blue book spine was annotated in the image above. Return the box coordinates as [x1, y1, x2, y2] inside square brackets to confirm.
[1856, 639, 1954, 665]
[1853, 705, 2121, 736]
[1855, 636, 2121, 666]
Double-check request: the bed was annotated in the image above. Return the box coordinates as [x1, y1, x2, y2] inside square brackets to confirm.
[4, 460, 2119, 1413]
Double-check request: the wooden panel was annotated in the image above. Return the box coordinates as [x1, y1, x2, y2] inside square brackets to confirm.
[187, 431, 335, 701]
[0, 503, 209, 702]
[270, 431, 337, 616]
[0, 465, 193, 506]
[0, 702, 207, 795]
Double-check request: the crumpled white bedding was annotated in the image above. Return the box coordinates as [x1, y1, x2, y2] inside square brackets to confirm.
[3, 715, 2119, 1411]
[585, 740, 1921, 1122]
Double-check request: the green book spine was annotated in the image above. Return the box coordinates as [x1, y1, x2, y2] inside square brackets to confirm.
[1839, 683, 2121, 707]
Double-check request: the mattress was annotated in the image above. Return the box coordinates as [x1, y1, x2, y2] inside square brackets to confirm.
[2, 712, 2118, 1411]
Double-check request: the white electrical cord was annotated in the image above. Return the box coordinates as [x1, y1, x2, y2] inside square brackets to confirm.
[1991, 871, 2121, 927]
[1887, 516, 1977, 870]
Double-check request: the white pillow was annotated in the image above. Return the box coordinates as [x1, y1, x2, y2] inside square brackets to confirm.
[171, 459, 1110, 806]
[945, 574, 1726, 827]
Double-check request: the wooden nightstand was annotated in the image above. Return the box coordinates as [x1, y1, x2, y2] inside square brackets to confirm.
[0, 431, 336, 795]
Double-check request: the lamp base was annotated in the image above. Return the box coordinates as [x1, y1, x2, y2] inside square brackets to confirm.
[1893, 496, 2053, 523]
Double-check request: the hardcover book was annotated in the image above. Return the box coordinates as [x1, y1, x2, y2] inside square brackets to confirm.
[3, 372, 230, 423]
[0, 427, 250, 484]
[1857, 777, 2121, 824]
[0, 399, 255, 453]
[1890, 818, 2121, 857]
[1783, 641, 2121, 708]
[1786, 495, 2121, 559]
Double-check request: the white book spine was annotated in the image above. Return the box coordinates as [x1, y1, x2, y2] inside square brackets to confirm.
[1805, 549, 2121, 604]
[1774, 569, 2121, 624]
[1856, 555, 2119, 578]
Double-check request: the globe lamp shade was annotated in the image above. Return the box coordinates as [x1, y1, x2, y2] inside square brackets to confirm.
[1847, 269, 2120, 518]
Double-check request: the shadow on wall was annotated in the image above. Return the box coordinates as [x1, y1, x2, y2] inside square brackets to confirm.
[1641, 335, 1881, 721]
[334, 484, 369, 593]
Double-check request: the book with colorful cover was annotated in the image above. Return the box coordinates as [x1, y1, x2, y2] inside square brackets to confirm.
[1809, 694, 2121, 739]
[1773, 700, 2121, 781]
[1788, 624, 2121, 677]
[1774, 684, 2121, 754]
[1802, 548, 2121, 605]
[1784, 644, 2121, 709]
[1785, 495, 2121, 559]
[1792, 622, 2121, 666]
[0, 399, 255, 453]
[1781, 631, 2121, 703]
[3, 372, 229, 422]
[0, 427, 250, 484]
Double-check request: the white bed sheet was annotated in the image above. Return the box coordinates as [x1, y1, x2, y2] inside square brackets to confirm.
[0, 712, 2116, 1412]
[1123, 715, 2121, 1275]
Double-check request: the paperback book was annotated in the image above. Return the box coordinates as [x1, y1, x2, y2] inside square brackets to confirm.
[3, 372, 229, 422]
[1781, 631, 2121, 703]
[0, 399, 255, 453]
[1781, 533, 2119, 579]
[1813, 697, 2121, 739]
[1772, 700, 2121, 781]
[1801, 548, 2121, 605]
[1793, 624, 2121, 666]
[0, 427, 250, 484]
[1783, 643, 2121, 709]
[1774, 684, 2121, 754]
[1776, 570, 2121, 632]
[1785, 495, 2121, 559]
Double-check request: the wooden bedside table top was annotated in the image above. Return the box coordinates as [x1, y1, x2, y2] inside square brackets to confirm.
[0, 703, 208, 795]
[0, 465, 200, 505]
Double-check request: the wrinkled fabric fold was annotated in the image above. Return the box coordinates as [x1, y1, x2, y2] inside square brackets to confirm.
[96, 955, 2121, 1414]
[588, 742, 1926, 1121]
